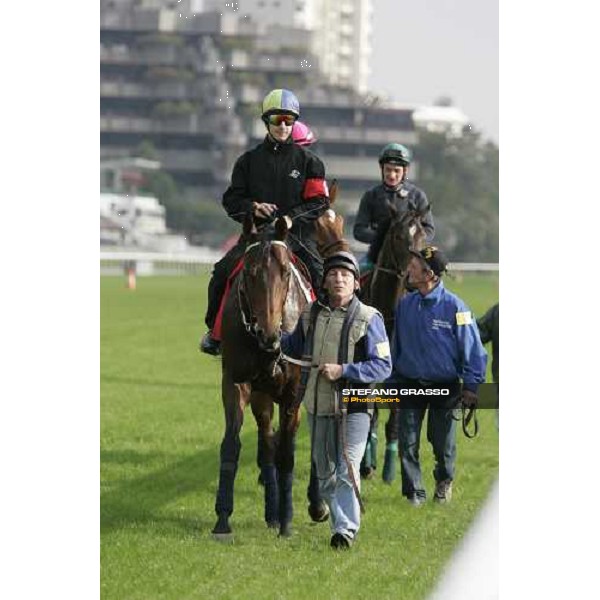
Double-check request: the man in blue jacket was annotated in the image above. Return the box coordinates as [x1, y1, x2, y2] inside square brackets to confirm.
[282, 252, 392, 549]
[390, 246, 487, 505]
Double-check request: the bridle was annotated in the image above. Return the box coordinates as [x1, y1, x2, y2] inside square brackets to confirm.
[371, 212, 422, 291]
[237, 240, 291, 352]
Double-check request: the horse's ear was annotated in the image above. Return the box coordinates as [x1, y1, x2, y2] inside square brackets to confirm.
[243, 210, 257, 237]
[328, 179, 338, 206]
[274, 216, 289, 241]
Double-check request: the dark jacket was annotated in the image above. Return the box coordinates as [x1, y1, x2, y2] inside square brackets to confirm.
[222, 136, 329, 247]
[353, 181, 435, 245]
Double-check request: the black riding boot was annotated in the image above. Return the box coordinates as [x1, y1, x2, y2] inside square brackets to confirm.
[200, 243, 246, 355]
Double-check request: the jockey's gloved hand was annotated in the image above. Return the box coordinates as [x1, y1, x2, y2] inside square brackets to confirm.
[252, 202, 278, 221]
[256, 209, 283, 233]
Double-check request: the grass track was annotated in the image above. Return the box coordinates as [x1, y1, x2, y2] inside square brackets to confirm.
[101, 274, 498, 600]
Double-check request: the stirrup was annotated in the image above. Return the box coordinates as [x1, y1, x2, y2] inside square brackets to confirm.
[200, 331, 221, 355]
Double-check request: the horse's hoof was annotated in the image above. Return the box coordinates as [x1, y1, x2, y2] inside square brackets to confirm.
[266, 520, 280, 529]
[212, 515, 232, 542]
[278, 523, 293, 538]
[308, 501, 330, 523]
[212, 531, 234, 543]
[360, 466, 375, 480]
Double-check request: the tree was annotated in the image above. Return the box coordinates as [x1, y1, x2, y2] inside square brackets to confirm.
[134, 140, 240, 246]
[414, 127, 499, 262]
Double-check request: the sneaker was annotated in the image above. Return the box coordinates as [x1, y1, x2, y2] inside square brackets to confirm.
[407, 493, 425, 507]
[330, 532, 353, 550]
[434, 479, 453, 503]
[200, 331, 221, 356]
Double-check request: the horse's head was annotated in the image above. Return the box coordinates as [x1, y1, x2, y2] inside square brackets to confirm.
[240, 213, 292, 353]
[314, 180, 350, 257]
[379, 205, 429, 270]
[314, 209, 349, 257]
[389, 206, 428, 251]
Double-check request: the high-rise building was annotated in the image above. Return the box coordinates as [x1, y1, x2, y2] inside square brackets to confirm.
[101, 0, 424, 235]
[205, 0, 373, 94]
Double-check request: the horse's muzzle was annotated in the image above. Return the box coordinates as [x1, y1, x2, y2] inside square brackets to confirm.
[257, 333, 281, 353]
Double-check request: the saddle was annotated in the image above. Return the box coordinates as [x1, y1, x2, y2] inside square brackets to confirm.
[212, 253, 316, 341]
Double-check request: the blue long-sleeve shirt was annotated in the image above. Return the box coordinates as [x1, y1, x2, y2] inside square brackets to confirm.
[390, 282, 487, 392]
[282, 300, 392, 384]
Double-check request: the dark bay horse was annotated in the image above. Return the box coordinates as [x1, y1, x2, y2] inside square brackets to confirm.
[362, 205, 429, 332]
[360, 204, 430, 482]
[213, 213, 311, 540]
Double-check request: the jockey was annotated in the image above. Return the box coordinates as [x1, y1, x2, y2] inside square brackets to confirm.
[292, 120, 317, 147]
[353, 143, 435, 270]
[200, 89, 329, 355]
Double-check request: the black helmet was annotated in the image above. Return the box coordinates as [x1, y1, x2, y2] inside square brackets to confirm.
[409, 246, 448, 276]
[378, 143, 412, 167]
[322, 251, 360, 281]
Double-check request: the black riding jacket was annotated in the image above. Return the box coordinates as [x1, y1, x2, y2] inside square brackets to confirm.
[222, 136, 329, 247]
[353, 181, 435, 245]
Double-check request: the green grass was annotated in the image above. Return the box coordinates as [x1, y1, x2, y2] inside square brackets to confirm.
[101, 274, 498, 600]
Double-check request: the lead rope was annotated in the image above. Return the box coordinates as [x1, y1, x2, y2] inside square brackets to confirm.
[340, 407, 366, 514]
[462, 406, 479, 438]
[311, 313, 338, 481]
[336, 296, 365, 514]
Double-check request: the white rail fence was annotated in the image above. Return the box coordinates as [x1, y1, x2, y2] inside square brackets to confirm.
[100, 251, 499, 277]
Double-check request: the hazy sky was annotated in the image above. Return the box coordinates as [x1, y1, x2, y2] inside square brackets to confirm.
[368, 0, 499, 143]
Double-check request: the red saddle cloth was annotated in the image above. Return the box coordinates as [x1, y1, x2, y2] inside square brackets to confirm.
[212, 254, 315, 341]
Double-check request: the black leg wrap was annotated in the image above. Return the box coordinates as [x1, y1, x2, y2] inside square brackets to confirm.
[262, 464, 279, 526]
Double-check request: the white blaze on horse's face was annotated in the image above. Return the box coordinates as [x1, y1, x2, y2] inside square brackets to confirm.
[409, 224, 417, 237]
[325, 209, 336, 222]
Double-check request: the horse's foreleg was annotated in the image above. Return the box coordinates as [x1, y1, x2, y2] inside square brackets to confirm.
[382, 406, 399, 484]
[276, 402, 300, 537]
[307, 458, 329, 523]
[213, 378, 249, 537]
[251, 393, 279, 528]
[303, 404, 328, 523]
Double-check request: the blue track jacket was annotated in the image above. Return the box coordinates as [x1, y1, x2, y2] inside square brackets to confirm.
[390, 282, 487, 392]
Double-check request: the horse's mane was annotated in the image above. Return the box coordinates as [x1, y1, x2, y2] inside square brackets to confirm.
[367, 217, 392, 263]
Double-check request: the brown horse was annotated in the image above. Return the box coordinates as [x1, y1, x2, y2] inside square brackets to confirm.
[360, 204, 430, 481]
[314, 205, 350, 257]
[213, 212, 311, 540]
[249, 181, 352, 526]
